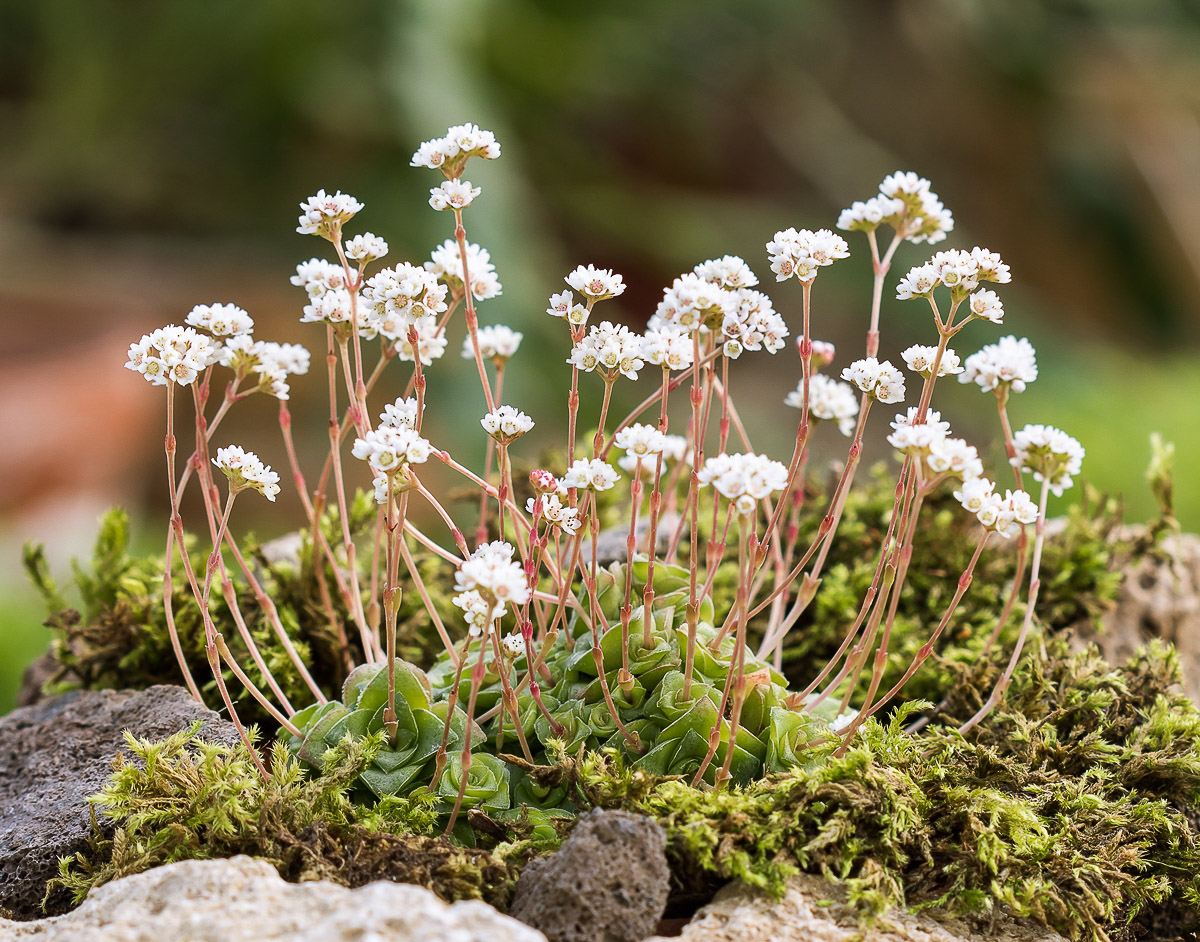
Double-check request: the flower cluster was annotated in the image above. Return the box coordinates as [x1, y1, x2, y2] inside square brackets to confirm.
[296, 190, 364, 240]
[901, 344, 963, 378]
[953, 478, 1039, 538]
[429, 180, 481, 212]
[219, 338, 311, 400]
[838, 173, 954, 245]
[410, 123, 501, 179]
[426, 240, 503, 302]
[895, 247, 1011, 303]
[566, 265, 626, 302]
[692, 254, 758, 289]
[481, 406, 534, 444]
[563, 458, 619, 491]
[612, 424, 668, 467]
[698, 452, 789, 514]
[125, 325, 217, 387]
[380, 396, 418, 429]
[454, 541, 529, 607]
[960, 335, 1038, 394]
[841, 357, 906, 403]
[211, 446, 281, 502]
[292, 258, 348, 298]
[351, 425, 433, 476]
[361, 263, 450, 338]
[786, 373, 860, 436]
[527, 491, 581, 535]
[185, 303, 254, 339]
[567, 321, 645, 380]
[618, 433, 688, 475]
[467, 325, 522, 363]
[344, 233, 388, 263]
[1012, 424, 1085, 496]
[719, 289, 788, 358]
[641, 325, 695, 372]
[765, 228, 850, 283]
[546, 290, 588, 326]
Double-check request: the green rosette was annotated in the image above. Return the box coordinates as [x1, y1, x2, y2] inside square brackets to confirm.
[511, 768, 573, 811]
[534, 696, 593, 752]
[764, 706, 824, 773]
[645, 670, 721, 724]
[435, 751, 511, 814]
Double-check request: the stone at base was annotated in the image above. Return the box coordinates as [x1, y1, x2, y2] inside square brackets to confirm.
[0, 856, 546, 941]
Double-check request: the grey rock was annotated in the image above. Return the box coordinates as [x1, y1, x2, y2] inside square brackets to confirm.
[0, 855, 546, 941]
[646, 873, 1066, 942]
[509, 808, 669, 942]
[0, 685, 239, 920]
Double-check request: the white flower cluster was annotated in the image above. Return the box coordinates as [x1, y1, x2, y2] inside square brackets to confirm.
[379, 396, 418, 429]
[360, 263, 450, 339]
[618, 433, 688, 476]
[185, 303, 254, 339]
[765, 228, 850, 283]
[351, 425, 432, 476]
[125, 325, 217, 387]
[1011, 424, 1085, 496]
[953, 478, 1039, 538]
[394, 317, 449, 366]
[453, 589, 499, 638]
[428, 179, 481, 212]
[886, 409, 983, 482]
[546, 290, 589, 326]
[220, 337, 311, 400]
[841, 357, 906, 404]
[838, 171, 954, 245]
[901, 344, 963, 378]
[718, 288, 788, 358]
[291, 258, 348, 298]
[563, 458, 619, 491]
[299, 288, 354, 329]
[808, 339, 836, 368]
[465, 325, 522, 363]
[786, 374, 860, 436]
[296, 190, 364, 240]
[566, 265, 626, 302]
[454, 541, 529, 609]
[410, 123, 501, 179]
[212, 445, 281, 502]
[526, 491, 582, 535]
[344, 233, 388, 263]
[692, 254, 758, 289]
[652, 272, 729, 332]
[567, 321, 645, 381]
[895, 247, 1011, 304]
[960, 335, 1038, 394]
[481, 405, 534, 443]
[697, 452, 789, 515]
[641, 325, 695, 372]
[425, 240, 503, 302]
[613, 424, 667, 466]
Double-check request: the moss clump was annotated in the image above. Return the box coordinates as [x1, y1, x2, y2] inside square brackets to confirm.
[51, 724, 520, 910]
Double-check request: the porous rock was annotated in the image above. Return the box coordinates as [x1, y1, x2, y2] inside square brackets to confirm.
[646, 873, 1067, 942]
[0, 684, 239, 920]
[509, 808, 669, 942]
[0, 855, 546, 941]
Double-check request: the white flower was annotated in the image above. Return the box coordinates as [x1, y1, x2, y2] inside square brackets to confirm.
[841, 357, 906, 404]
[563, 458, 619, 491]
[901, 344, 963, 378]
[455, 540, 529, 608]
[125, 325, 216, 387]
[878, 172, 954, 244]
[526, 492, 582, 534]
[787, 374, 860, 436]
[393, 316, 448, 366]
[651, 272, 730, 332]
[466, 325, 522, 363]
[693, 255, 759, 289]
[1011, 424, 1085, 496]
[697, 453, 789, 508]
[452, 589, 501, 638]
[429, 179, 481, 211]
[290, 258, 347, 298]
[1005, 489, 1040, 526]
[361, 263, 449, 335]
[212, 445, 281, 502]
[300, 288, 354, 328]
[837, 195, 905, 232]
[720, 289, 788, 355]
[967, 288, 1005, 324]
[809, 339, 837, 368]
[926, 437, 983, 480]
[425, 239, 502, 302]
[566, 265, 626, 302]
[958, 485, 1037, 538]
[766, 227, 849, 283]
[243, 341, 311, 400]
[185, 303, 253, 339]
[296, 190, 364, 240]
[895, 263, 940, 300]
[641, 325, 695, 371]
[481, 405, 534, 443]
[960, 335, 1038, 394]
[410, 123, 501, 178]
[887, 419, 946, 455]
[501, 633, 526, 656]
[344, 233, 389, 263]
[380, 396, 419, 429]
[614, 424, 668, 469]
[954, 476, 995, 515]
[567, 321, 644, 381]
[970, 247, 1011, 284]
[351, 425, 432, 476]
[896, 248, 1009, 302]
[890, 407, 951, 437]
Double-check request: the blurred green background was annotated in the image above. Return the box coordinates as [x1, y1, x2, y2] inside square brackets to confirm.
[2, 0, 1198, 711]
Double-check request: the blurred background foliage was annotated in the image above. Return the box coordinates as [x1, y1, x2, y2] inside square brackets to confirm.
[1, 0, 1198, 709]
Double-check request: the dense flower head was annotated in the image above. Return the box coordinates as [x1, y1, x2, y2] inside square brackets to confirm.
[392, 316, 448, 366]
[410, 123, 501, 179]
[454, 540, 529, 608]
[967, 288, 1005, 324]
[361, 263, 450, 334]
[618, 434, 688, 475]
[481, 405, 534, 443]
[886, 418, 946, 455]
[229, 340, 310, 400]
[125, 325, 216, 387]
[641, 325, 695, 371]
[291, 258, 347, 298]
[926, 437, 983, 480]
[379, 396, 419, 429]
[613, 424, 668, 464]
[766, 228, 850, 282]
[300, 288, 354, 329]
[902, 344, 963, 378]
[425, 240, 502, 302]
[212, 445, 280, 502]
[891, 407, 952, 437]
[960, 335, 1038, 394]
[567, 321, 645, 380]
[786, 373, 860, 436]
[546, 290, 588, 326]
[563, 458, 619, 491]
[841, 357, 906, 403]
[526, 492, 581, 535]
[529, 469, 559, 495]
[809, 339, 837, 368]
[651, 272, 731, 332]
[566, 265, 626, 302]
[1012, 424, 1085, 496]
[296, 190, 364, 240]
[351, 425, 432, 476]
[896, 247, 1010, 301]
[838, 173, 953, 244]
[837, 195, 906, 233]
[720, 289, 789, 356]
[185, 303, 253, 339]
[693, 254, 759, 289]
[698, 452, 789, 513]
[344, 233, 389, 263]
[954, 478, 1038, 537]
[452, 589, 501, 638]
[428, 179, 481, 212]
[466, 325, 522, 363]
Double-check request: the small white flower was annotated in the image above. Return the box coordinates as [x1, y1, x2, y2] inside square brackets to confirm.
[380, 396, 419, 429]
[425, 239, 502, 302]
[453, 589, 501, 638]
[481, 405, 534, 444]
[954, 476, 995, 515]
[693, 255, 759, 289]
[960, 335, 1038, 394]
[500, 632, 526, 656]
[300, 288, 354, 328]
[641, 325, 695, 371]
[901, 344, 963, 378]
[787, 374, 860, 437]
[567, 321, 644, 381]
[651, 272, 730, 332]
[466, 325, 522, 363]
[185, 303, 253, 339]
[837, 195, 905, 233]
[296, 189, 364, 240]
[411, 124, 501, 178]
[526, 492, 582, 534]
[720, 288, 788, 355]
[613, 424, 668, 469]
[697, 453, 789, 507]
[967, 288, 1005, 324]
[926, 437, 983, 480]
[566, 265, 626, 302]
[344, 232, 389, 263]
[766, 227, 849, 283]
[361, 263, 450, 335]
[455, 540, 529, 608]
[563, 458, 619, 492]
[351, 425, 432, 476]
[125, 325, 216, 387]
[212, 445, 281, 502]
[429, 179, 481, 211]
[890, 407, 951, 437]
[291, 258, 347, 298]
[841, 357, 906, 404]
[895, 263, 940, 300]
[1011, 424, 1085, 497]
